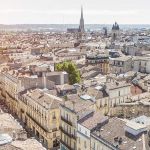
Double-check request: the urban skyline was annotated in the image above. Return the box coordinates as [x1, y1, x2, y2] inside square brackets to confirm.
[1, 1, 150, 150]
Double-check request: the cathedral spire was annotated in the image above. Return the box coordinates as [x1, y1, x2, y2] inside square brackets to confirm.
[81, 6, 83, 19]
[79, 6, 85, 33]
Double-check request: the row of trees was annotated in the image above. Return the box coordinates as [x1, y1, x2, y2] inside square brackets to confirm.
[55, 61, 81, 85]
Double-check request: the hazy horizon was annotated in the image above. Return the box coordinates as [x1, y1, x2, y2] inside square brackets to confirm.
[0, 0, 150, 24]
[1, 23, 150, 25]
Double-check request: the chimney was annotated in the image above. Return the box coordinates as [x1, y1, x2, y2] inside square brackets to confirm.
[71, 101, 75, 111]
[116, 82, 119, 86]
[43, 72, 46, 89]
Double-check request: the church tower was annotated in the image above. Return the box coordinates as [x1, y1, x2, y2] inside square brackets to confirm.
[112, 22, 120, 41]
[79, 6, 85, 33]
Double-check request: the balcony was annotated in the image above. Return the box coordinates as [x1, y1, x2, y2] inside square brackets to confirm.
[6, 91, 17, 101]
[26, 112, 48, 133]
[60, 139, 75, 150]
[60, 127, 76, 140]
[50, 146, 60, 150]
[52, 128, 58, 132]
[61, 116, 72, 126]
[71, 134, 77, 140]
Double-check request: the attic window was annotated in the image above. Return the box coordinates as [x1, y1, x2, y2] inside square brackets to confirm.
[39, 94, 44, 99]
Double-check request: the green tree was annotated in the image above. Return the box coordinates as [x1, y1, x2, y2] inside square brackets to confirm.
[55, 61, 81, 84]
[56, 63, 63, 71]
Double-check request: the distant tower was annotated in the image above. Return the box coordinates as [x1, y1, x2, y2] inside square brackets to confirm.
[103, 27, 108, 37]
[112, 22, 120, 41]
[79, 6, 85, 33]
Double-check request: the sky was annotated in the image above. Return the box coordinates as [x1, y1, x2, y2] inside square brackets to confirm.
[0, 0, 150, 24]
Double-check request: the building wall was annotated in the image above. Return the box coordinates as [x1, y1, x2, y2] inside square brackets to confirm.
[133, 59, 150, 73]
[133, 60, 140, 72]
[111, 102, 150, 118]
[124, 126, 146, 136]
[124, 59, 132, 72]
[78, 124, 90, 138]
[86, 57, 110, 75]
[97, 92, 150, 115]
[77, 124, 91, 150]
[1, 72, 21, 115]
[46, 72, 68, 85]
[20, 76, 55, 90]
[60, 106, 77, 150]
[18, 99, 28, 124]
[101, 63, 110, 75]
[110, 58, 132, 74]
[111, 30, 120, 41]
[0, 73, 61, 150]
[109, 85, 131, 99]
[126, 46, 138, 56]
[23, 95, 60, 149]
[96, 90, 147, 108]
[91, 136, 113, 150]
[9, 51, 31, 59]
[146, 61, 150, 73]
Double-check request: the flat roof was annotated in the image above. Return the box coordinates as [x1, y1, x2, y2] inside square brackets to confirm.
[110, 56, 132, 61]
[80, 94, 92, 100]
[92, 118, 149, 150]
[126, 121, 147, 130]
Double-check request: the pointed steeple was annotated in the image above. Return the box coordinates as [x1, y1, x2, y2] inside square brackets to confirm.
[81, 6, 83, 19]
[79, 6, 85, 33]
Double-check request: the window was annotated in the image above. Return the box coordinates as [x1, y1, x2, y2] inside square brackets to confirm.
[52, 112, 56, 119]
[118, 91, 120, 96]
[53, 133, 56, 138]
[64, 135, 66, 143]
[79, 127, 81, 131]
[73, 129, 76, 136]
[69, 126, 71, 134]
[63, 111, 65, 117]
[73, 142, 76, 149]
[66, 113, 68, 120]
[93, 142, 95, 149]
[78, 137, 80, 144]
[66, 136, 68, 144]
[84, 141, 87, 148]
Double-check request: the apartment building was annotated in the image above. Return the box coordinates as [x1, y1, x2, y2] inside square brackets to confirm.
[110, 56, 132, 74]
[0, 64, 70, 150]
[77, 111, 108, 150]
[133, 56, 150, 73]
[18, 88, 62, 149]
[96, 80, 131, 109]
[77, 113, 149, 150]
[86, 54, 110, 75]
[60, 94, 94, 150]
[0, 70, 55, 115]
[2, 70, 21, 115]
[105, 81, 131, 99]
